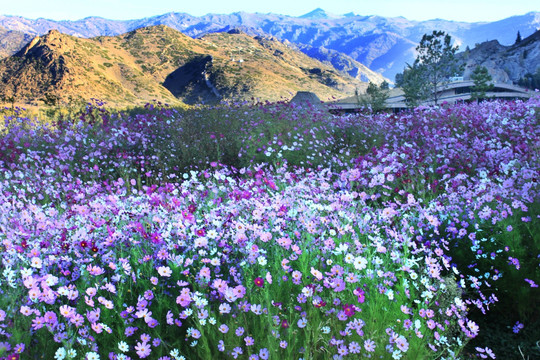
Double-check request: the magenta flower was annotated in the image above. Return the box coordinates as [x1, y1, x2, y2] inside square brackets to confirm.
[254, 277, 264, 288]
[342, 304, 356, 317]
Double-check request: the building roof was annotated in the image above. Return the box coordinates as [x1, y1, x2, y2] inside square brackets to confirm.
[329, 80, 533, 111]
[290, 91, 323, 107]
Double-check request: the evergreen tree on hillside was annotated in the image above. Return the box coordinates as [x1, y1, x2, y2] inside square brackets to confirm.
[470, 66, 494, 101]
[515, 31, 522, 44]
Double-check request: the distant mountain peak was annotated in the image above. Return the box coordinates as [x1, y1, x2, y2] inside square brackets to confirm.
[299, 8, 338, 20]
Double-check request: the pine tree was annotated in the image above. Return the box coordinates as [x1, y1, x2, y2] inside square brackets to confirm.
[470, 66, 493, 101]
[395, 63, 430, 107]
[356, 82, 390, 112]
[515, 31, 522, 44]
[414, 30, 461, 105]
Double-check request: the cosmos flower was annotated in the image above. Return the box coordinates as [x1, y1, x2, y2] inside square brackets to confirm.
[254, 277, 264, 288]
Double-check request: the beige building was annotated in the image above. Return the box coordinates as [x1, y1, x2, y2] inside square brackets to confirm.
[330, 80, 534, 112]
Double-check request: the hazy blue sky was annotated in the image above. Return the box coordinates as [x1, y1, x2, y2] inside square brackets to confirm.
[2, 0, 538, 22]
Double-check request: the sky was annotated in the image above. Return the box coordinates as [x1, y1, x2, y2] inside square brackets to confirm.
[2, 0, 538, 23]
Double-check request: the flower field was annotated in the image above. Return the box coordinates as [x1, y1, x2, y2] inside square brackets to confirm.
[0, 97, 539, 360]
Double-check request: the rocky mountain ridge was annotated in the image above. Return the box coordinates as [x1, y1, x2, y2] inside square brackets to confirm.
[0, 9, 539, 80]
[0, 26, 375, 106]
[0, 26, 33, 58]
[458, 29, 540, 84]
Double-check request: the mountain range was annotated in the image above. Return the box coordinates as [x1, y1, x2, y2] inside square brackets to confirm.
[0, 26, 378, 106]
[1, 9, 539, 80]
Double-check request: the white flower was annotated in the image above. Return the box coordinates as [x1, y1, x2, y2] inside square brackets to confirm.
[118, 341, 129, 352]
[301, 286, 314, 298]
[46, 274, 59, 286]
[170, 349, 180, 357]
[85, 352, 100, 360]
[257, 256, 267, 266]
[20, 268, 33, 278]
[30, 257, 42, 269]
[157, 266, 172, 277]
[353, 256, 367, 271]
[54, 347, 66, 360]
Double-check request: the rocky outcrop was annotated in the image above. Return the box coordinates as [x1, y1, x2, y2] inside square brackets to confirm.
[458, 30, 540, 84]
[0, 30, 71, 101]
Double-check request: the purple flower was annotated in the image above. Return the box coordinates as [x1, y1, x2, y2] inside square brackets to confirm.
[135, 341, 151, 358]
[244, 336, 255, 346]
[395, 335, 409, 352]
[364, 339, 376, 352]
[125, 326, 138, 336]
[259, 348, 269, 359]
[512, 321, 524, 334]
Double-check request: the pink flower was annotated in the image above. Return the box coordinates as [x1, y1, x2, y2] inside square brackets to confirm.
[310, 267, 323, 280]
[396, 335, 409, 352]
[354, 288, 365, 303]
[135, 341, 151, 358]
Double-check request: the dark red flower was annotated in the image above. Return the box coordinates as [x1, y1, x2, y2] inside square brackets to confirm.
[254, 277, 264, 288]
